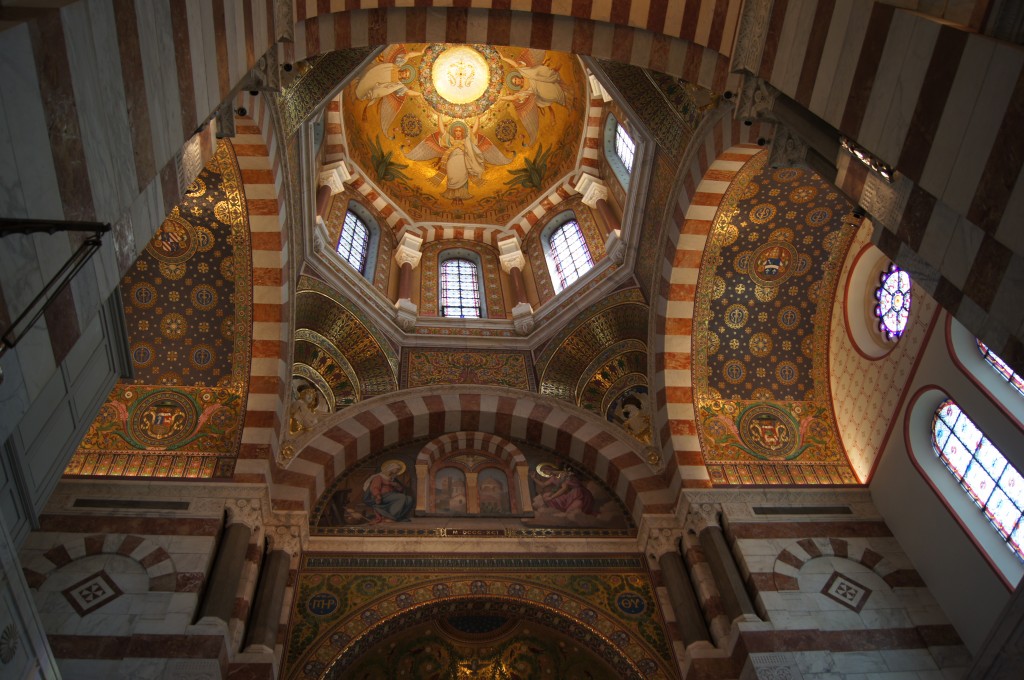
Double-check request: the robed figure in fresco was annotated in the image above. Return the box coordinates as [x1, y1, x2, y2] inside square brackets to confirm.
[529, 463, 597, 516]
[499, 48, 568, 144]
[354, 45, 424, 134]
[362, 460, 415, 522]
[405, 114, 513, 204]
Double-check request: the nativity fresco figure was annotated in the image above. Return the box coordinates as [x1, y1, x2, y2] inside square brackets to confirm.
[405, 114, 513, 205]
[499, 48, 569, 144]
[354, 45, 424, 135]
[529, 463, 596, 516]
[362, 459, 415, 522]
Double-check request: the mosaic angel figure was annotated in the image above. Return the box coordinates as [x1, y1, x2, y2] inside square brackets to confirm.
[353, 45, 424, 135]
[499, 48, 568, 144]
[405, 114, 513, 204]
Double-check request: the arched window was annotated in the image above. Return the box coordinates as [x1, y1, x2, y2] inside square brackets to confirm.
[874, 263, 911, 340]
[932, 398, 1024, 561]
[334, 201, 380, 282]
[614, 123, 636, 173]
[548, 218, 594, 290]
[977, 340, 1024, 399]
[603, 115, 634, 189]
[440, 256, 482, 318]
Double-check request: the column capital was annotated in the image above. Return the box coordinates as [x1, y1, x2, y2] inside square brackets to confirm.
[395, 233, 424, 268]
[645, 528, 683, 558]
[267, 524, 302, 556]
[684, 502, 722, 535]
[574, 174, 609, 208]
[735, 75, 778, 122]
[319, 162, 354, 194]
[225, 498, 263, 531]
[768, 125, 808, 169]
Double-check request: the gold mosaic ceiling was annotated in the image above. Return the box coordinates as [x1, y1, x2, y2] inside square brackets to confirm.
[342, 44, 586, 225]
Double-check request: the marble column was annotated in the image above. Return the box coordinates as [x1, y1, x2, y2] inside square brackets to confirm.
[685, 503, 759, 627]
[314, 184, 331, 219]
[498, 236, 535, 336]
[393, 233, 423, 331]
[196, 521, 252, 626]
[244, 547, 291, 652]
[575, 174, 624, 264]
[647, 530, 712, 650]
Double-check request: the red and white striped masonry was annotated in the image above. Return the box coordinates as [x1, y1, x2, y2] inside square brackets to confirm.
[233, 94, 292, 467]
[650, 108, 767, 498]
[271, 387, 675, 519]
[416, 431, 527, 468]
[291, 1, 743, 93]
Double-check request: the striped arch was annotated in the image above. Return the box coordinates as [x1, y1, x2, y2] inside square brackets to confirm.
[270, 386, 673, 519]
[22, 534, 179, 592]
[288, 2, 744, 93]
[650, 108, 769, 498]
[771, 538, 926, 591]
[233, 94, 292, 464]
[416, 431, 527, 468]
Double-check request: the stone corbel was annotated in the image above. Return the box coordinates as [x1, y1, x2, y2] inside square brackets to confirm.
[394, 233, 424, 269]
[684, 502, 722, 535]
[605, 229, 625, 264]
[767, 125, 808, 169]
[587, 72, 612, 102]
[250, 47, 281, 92]
[395, 298, 418, 331]
[215, 103, 236, 139]
[266, 524, 302, 557]
[574, 174, 609, 209]
[512, 302, 535, 336]
[320, 162, 354, 194]
[735, 75, 778, 123]
[313, 216, 329, 254]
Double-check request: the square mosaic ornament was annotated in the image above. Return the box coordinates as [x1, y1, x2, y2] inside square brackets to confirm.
[821, 571, 871, 612]
[62, 570, 123, 616]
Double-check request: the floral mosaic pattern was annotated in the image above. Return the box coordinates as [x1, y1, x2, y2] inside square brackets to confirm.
[402, 348, 535, 390]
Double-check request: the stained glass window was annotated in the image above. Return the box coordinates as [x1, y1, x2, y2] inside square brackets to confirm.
[874, 263, 911, 340]
[977, 339, 1024, 398]
[932, 399, 1024, 561]
[337, 210, 370, 274]
[614, 124, 635, 173]
[440, 258, 481, 318]
[549, 220, 594, 290]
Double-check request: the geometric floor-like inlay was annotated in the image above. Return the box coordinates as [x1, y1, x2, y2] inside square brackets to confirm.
[821, 571, 871, 612]
[62, 570, 123, 616]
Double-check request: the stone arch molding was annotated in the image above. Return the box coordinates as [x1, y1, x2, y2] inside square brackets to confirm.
[771, 537, 923, 591]
[22, 534, 178, 592]
[277, 385, 671, 520]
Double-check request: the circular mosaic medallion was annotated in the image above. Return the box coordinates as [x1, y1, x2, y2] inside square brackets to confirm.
[749, 202, 777, 224]
[748, 240, 798, 287]
[725, 304, 749, 329]
[754, 284, 777, 302]
[806, 206, 832, 227]
[789, 185, 818, 203]
[195, 226, 215, 252]
[751, 386, 775, 400]
[147, 212, 196, 263]
[724, 360, 746, 383]
[779, 306, 801, 330]
[191, 284, 217, 311]
[776, 361, 799, 385]
[717, 223, 739, 246]
[213, 200, 236, 225]
[418, 44, 505, 118]
[734, 250, 753, 272]
[793, 253, 812, 276]
[220, 255, 234, 280]
[802, 334, 815, 357]
[307, 592, 339, 616]
[185, 177, 206, 197]
[741, 181, 760, 199]
[749, 333, 772, 357]
[191, 345, 215, 369]
[769, 227, 795, 242]
[711, 276, 726, 299]
[159, 372, 182, 386]
[129, 390, 199, 448]
[738, 403, 799, 460]
[130, 282, 157, 309]
[132, 343, 154, 368]
[615, 592, 647, 616]
[772, 167, 804, 183]
[160, 313, 187, 340]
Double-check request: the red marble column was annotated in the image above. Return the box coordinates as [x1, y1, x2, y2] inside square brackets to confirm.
[596, 197, 621, 234]
[315, 184, 331, 218]
[397, 262, 413, 300]
[508, 266, 528, 305]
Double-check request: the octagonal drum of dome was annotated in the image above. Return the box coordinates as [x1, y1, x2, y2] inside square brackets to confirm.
[342, 44, 587, 226]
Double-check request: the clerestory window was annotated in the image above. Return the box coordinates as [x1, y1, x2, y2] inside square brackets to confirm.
[548, 219, 594, 291]
[337, 209, 371, 274]
[440, 257, 482, 319]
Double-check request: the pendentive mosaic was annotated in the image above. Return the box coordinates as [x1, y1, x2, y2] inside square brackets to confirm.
[284, 554, 674, 680]
[694, 154, 858, 485]
[67, 141, 252, 479]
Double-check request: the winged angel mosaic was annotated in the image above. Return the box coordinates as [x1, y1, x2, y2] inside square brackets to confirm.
[343, 44, 584, 224]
